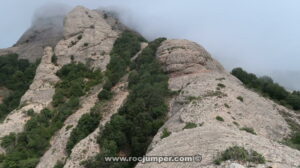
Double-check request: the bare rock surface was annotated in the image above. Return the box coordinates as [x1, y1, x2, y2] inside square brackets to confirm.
[136, 39, 300, 168]
[36, 85, 102, 168]
[55, 6, 120, 70]
[64, 81, 129, 168]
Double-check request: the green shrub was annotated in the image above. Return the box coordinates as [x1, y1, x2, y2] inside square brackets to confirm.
[84, 43, 89, 47]
[233, 121, 239, 126]
[26, 109, 34, 116]
[216, 116, 224, 122]
[224, 103, 230, 108]
[54, 161, 64, 168]
[214, 146, 265, 165]
[217, 83, 226, 88]
[161, 128, 171, 139]
[77, 35, 82, 40]
[98, 89, 113, 100]
[183, 122, 197, 129]
[237, 96, 244, 102]
[240, 127, 257, 135]
[51, 54, 58, 65]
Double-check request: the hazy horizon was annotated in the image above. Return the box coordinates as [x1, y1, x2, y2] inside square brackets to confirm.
[1, 0, 300, 90]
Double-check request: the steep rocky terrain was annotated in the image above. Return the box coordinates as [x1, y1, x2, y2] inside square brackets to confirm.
[0, 5, 300, 168]
[136, 39, 300, 168]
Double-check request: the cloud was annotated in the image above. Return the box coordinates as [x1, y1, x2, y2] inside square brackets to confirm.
[1, 0, 300, 90]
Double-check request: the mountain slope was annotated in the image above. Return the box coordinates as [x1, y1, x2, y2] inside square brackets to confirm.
[0, 6, 299, 168]
[136, 39, 300, 168]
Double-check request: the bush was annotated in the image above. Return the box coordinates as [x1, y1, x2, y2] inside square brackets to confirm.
[240, 127, 257, 135]
[161, 128, 171, 139]
[224, 103, 230, 108]
[98, 89, 113, 100]
[216, 116, 224, 122]
[183, 122, 197, 129]
[237, 96, 244, 102]
[51, 54, 58, 65]
[54, 161, 64, 168]
[214, 146, 265, 165]
[217, 83, 226, 88]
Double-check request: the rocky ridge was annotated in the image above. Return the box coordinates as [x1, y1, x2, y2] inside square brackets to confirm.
[136, 39, 300, 168]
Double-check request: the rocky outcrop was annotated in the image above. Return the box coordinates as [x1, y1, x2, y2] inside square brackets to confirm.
[64, 81, 129, 168]
[0, 15, 64, 62]
[156, 39, 224, 77]
[55, 6, 120, 70]
[136, 39, 300, 168]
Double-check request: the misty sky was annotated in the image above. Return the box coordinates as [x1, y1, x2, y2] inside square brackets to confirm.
[0, 0, 300, 90]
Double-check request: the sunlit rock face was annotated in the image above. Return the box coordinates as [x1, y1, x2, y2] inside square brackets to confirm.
[55, 6, 120, 70]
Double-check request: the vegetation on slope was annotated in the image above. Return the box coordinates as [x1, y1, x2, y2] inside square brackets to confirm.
[65, 30, 145, 158]
[98, 30, 145, 100]
[232, 67, 300, 150]
[0, 54, 39, 120]
[66, 111, 101, 155]
[214, 146, 265, 165]
[84, 38, 169, 168]
[0, 63, 102, 168]
[232, 67, 300, 110]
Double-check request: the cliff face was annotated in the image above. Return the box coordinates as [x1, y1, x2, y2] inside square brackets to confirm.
[0, 6, 300, 168]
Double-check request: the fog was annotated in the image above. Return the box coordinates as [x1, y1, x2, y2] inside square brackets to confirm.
[0, 0, 300, 90]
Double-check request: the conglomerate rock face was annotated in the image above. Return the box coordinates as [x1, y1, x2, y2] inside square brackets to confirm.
[136, 39, 300, 168]
[55, 6, 120, 70]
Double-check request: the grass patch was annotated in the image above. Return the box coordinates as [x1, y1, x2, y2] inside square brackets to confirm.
[183, 122, 197, 129]
[161, 128, 172, 139]
[214, 146, 265, 165]
[240, 127, 257, 135]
